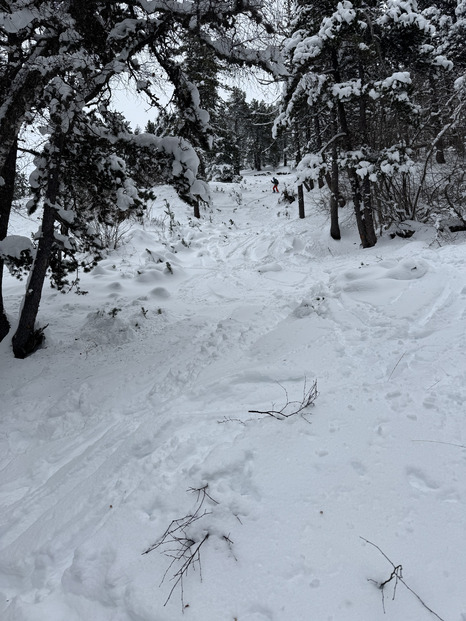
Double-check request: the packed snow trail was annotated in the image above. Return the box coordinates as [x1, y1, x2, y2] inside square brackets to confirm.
[1, 173, 466, 620]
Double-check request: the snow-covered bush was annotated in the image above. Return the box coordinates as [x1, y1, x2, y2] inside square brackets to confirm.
[208, 164, 243, 184]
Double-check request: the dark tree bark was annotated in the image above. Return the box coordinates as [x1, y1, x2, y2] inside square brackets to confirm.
[346, 167, 377, 248]
[0, 32, 62, 345]
[253, 147, 262, 171]
[0, 139, 18, 342]
[429, 74, 446, 164]
[329, 107, 341, 240]
[329, 147, 341, 240]
[11, 204, 56, 358]
[282, 130, 288, 167]
[0, 269, 8, 342]
[298, 183, 305, 218]
[294, 126, 301, 164]
[312, 113, 325, 189]
[12, 135, 63, 358]
[332, 48, 376, 248]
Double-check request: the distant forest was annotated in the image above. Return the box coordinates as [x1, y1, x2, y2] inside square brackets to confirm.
[143, 87, 284, 181]
[1, 1, 466, 355]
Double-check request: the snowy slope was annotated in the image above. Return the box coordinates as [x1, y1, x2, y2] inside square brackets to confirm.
[1, 172, 466, 621]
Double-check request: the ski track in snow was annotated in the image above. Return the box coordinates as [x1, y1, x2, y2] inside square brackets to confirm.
[1, 174, 466, 620]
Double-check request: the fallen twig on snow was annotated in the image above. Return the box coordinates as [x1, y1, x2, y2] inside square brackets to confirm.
[361, 536, 446, 620]
[248, 379, 318, 420]
[412, 439, 466, 449]
[388, 352, 406, 380]
[143, 485, 236, 610]
[217, 416, 247, 426]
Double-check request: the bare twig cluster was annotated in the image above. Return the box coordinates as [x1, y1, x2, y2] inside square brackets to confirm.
[361, 537, 446, 621]
[248, 379, 318, 420]
[217, 416, 247, 426]
[143, 485, 234, 609]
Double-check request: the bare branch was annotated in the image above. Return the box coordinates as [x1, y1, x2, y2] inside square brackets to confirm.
[412, 439, 466, 449]
[361, 537, 446, 621]
[248, 378, 318, 420]
[143, 484, 237, 609]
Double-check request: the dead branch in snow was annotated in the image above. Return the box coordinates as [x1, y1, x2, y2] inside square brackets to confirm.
[217, 416, 247, 426]
[361, 537, 446, 621]
[142, 484, 235, 610]
[412, 439, 466, 449]
[248, 379, 318, 420]
[388, 352, 406, 380]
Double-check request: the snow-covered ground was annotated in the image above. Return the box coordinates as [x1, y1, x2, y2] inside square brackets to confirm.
[1, 171, 466, 621]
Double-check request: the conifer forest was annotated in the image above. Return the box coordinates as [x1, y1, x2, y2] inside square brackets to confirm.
[0, 1, 465, 350]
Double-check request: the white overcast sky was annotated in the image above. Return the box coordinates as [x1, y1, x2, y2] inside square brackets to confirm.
[112, 70, 282, 131]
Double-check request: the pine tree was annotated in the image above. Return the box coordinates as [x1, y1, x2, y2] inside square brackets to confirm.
[247, 99, 276, 170]
[1, 0, 283, 353]
[220, 88, 251, 175]
[278, 0, 455, 247]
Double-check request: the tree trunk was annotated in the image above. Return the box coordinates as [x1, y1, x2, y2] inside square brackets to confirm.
[332, 48, 376, 248]
[282, 130, 288, 167]
[298, 184, 305, 219]
[313, 112, 325, 188]
[361, 176, 377, 245]
[329, 108, 341, 241]
[338, 83, 377, 247]
[294, 126, 301, 165]
[254, 147, 261, 171]
[357, 60, 377, 247]
[329, 153, 341, 241]
[344, 169, 376, 248]
[0, 139, 18, 342]
[12, 204, 56, 358]
[430, 73, 446, 164]
[12, 136, 63, 358]
[0, 267, 8, 342]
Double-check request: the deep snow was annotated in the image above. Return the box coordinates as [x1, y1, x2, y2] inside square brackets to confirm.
[1, 172, 466, 621]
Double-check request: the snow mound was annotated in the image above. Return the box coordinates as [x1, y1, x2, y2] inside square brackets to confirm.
[79, 309, 137, 345]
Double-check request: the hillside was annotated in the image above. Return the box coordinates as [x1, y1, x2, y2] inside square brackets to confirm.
[1, 171, 466, 621]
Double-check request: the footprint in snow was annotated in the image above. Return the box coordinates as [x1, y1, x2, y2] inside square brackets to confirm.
[406, 467, 439, 492]
[350, 460, 367, 476]
[258, 262, 282, 273]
